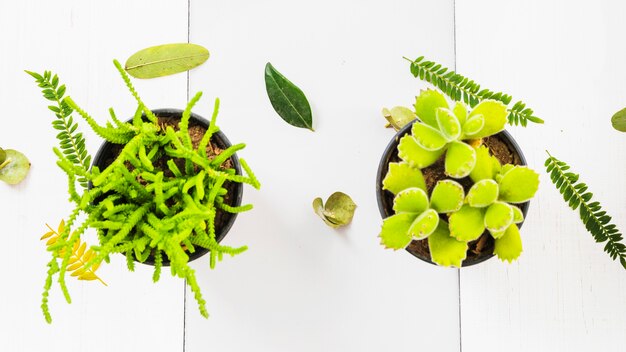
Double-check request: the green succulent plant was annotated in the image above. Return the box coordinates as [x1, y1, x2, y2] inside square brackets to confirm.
[387, 89, 508, 178]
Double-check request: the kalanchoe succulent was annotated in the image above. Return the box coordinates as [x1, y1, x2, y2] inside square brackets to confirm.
[386, 89, 508, 178]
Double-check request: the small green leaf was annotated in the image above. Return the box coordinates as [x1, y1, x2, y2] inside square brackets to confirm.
[512, 205, 524, 223]
[462, 114, 485, 137]
[413, 89, 449, 128]
[382, 162, 426, 195]
[428, 220, 468, 268]
[408, 209, 439, 239]
[265, 62, 313, 131]
[0, 149, 30, 185]
[484, 202, 514, 233]
[430, 180, 464, 213]
[398, 135, 445, 169]
[449, 205, 486, 242]
[436, 108, 462, 141]
[411, 122, 447, 151]
[125, 43, 209, 79]
[0, 148, 6, 163]
[313, 192, 357, 228]
[611, 107, 626, 132]
[469, 145, 496, 183]
[466, 179, 499, 208]
[468, 100, 508, 138]
[498, 166, 540, 203]
[393, 188, 429, 214]
[380, 213, 415, 250]
[452, 101, 468, 126]
[494, 224, 523, 262]
[382, 106, 415, 130]
[445, 141, 476, 178]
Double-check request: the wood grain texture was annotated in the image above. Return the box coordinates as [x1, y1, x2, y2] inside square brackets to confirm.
[184, 1, 459, 351]
[0, 1, 188, 351]
[456, 1, 626, 351]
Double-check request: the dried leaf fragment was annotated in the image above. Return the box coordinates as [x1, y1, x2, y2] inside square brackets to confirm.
[313, 192, 357, 228]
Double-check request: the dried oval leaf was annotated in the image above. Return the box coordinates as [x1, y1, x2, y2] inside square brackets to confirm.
[382, 162, 426, 195]
[265, 62, 313, 131]
[411, 122, 447, 151]
[445, 141, 476, 178]
[313, 197, 335, 228]
[0, 149, 30, 185]
[512, 205, 524, 224]
[467, 100, 507, 139]
[453, 101, 468, 126]
[379, 213, 415, 250]
[0, 148, 5, 163]
[413, 89, 449, 128]
[428, 220, 468, 268]
[393, 187, 429, 214]
[469, 146, 494, 183]
[397, 135, 445, 169]
[408, 209, 439, 239]
[466, 179, 499, 208]
[436, 108, 462, 141]
[383, 106, 416, 130]
[462, 114, 485, 137]
[125, 43, 209, 79]
[611, 107, 626, 132]
[430, 180, 464, 213]
[484, 201, 514, 233]
[449, 205, 486, 242]
[494, 224, 523, 262]
[313, 192, 357, 228]
[498, 166, 540, 203]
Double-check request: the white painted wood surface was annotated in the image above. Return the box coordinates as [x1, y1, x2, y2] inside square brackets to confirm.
[0, 1, 624, 351]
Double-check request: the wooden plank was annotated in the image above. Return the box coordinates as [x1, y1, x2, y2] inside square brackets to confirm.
[184, 1, 459, 351]
[0, 1, 188, 351]
[456, 1, 626, 351]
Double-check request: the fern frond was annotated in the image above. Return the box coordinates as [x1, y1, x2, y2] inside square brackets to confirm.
[545, 152, 626, 269]
[404, 56, 544, 127]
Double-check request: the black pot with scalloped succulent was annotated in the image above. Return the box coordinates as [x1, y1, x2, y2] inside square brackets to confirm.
[376, 58, 543, 267]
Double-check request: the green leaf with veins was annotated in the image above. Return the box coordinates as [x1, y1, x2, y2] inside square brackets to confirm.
[445, 141, 476, 178]
[411, 122, 447, 151]
[436, 108, 461, 141]
[382, 106, 415, 131]
[462, 114, 485, 137]
[470, 146, 498, 183]
[125, 43, 209, 79]
[498, 166, 539, 203]
[494, 224, 523, 262]
[466, 100, 508, 139]
[393, 187, 429, 214]
[452, 101, 468, 126]
[0, 149, 30, 185]
[398, 135, 445, 169]
[382, 162, 426, 194]
[265, 62, 314, 131]
[512, 205, 524, 223]
[428, 220, 468, 267]
[484, 201, 514, 233]
[430, 180, 464, 213]
[313, 192, 357, 228]
[379, 213, 415, 250]
[449, 204, 486, 241]
[408, 209, 439, 239]
[466, 179, 499, 208]
[611, 107, 626, 132]
[413, 89, 449, 128]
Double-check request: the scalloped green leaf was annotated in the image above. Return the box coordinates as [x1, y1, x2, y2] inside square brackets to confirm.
[428, 220, 468, 268]
[494, 224, 523, 262]
[436, 108, 462, 141]
[498, 166, 540, 203]
[398, 135, 445, 169]
[0, 149, 30, 185]
[393, 187, 429, 214]
[379, 213, 415, 250]
[445, 141, 476, 178]
[413, 89, 449, 128]
[125, 43, 209, 79]
[382, 162, 426, 195]
[484, 201, 514, 233]
[469, 145, 497, 183]
[462, 114, 485, 137]
[467, 100, 508, 139]
[466, 179, 499, 208]
[512, 205, 524, 224]
[312, 192, 357, 228]
[382, 106, 416, 131]
[411, 122, 447, 151]
[449, 204, 486, 242]
[408, 209, 439, 239]
[430, 180, 464, 213]
[452, 101, 468, 126]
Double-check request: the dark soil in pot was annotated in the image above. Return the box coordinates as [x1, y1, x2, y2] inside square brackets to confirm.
[376, 120, 530, 267]
[91, 109, 243, 265]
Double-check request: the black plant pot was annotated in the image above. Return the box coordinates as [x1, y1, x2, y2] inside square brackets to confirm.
[90, 108, 243, 265]
[376, 120, 530, 267]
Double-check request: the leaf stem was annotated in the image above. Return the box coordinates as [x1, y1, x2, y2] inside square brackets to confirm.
[0, 158, 11, 171]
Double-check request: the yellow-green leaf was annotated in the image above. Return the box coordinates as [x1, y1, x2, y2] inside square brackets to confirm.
[430, 180, 464, 213]
[380, 213, 415, 250]
[445, 141, 476, 178]
[393, 187, 429, 214]
[413, 89, 449, 128]
[0, 149, 30, 185]
[382, 162, 426, 195]
[382, 106, 416, 131]
[313, 192, 357, 228]
[125, 43, 209, 79]
[498, 166, 540, 203]
[428, 220, 468, 268]
[397, 135, 445, 169]
[449, 205, 486, 242]
[494, 224, 523, 262]
[408, 209, 439, 239]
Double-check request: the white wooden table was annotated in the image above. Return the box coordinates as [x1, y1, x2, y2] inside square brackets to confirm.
[1, 1, 624, 351]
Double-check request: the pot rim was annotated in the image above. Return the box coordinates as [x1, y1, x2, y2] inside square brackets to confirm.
[375, 119, 530, 267]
